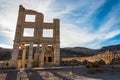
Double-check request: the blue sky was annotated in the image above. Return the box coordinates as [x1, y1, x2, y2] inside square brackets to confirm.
[0, 0, 120, 49]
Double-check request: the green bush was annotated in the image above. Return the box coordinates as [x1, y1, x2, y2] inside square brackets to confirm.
[82, 60, 88, 65]
[93, 61, 100, 68]
[86, 61, 102, 74]
[86, 61, 100, 68]
[99, 59, 106, 65]
[86, 62, 93, 68]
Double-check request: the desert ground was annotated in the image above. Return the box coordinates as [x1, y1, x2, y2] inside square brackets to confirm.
[0, 65, 119, 80]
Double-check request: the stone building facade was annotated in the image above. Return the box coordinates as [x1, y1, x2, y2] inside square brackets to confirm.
[9, 5, 60, 68]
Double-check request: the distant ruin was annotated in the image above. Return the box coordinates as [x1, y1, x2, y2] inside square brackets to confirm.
[9, 5, 60, 68]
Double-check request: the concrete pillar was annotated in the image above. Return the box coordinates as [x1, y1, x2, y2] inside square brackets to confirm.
[14, 5, 25, 41]
[54, 43, 60, 65]
[9, 42, 19, 68]
[28, 43, 33, 68]
[53, 19, 60, 66]
[21, 45, 26, 68]
[54, 19, 60, 43]
[34, 44, 40, 67]
[40, 43, 45, 67]
[36, 44, 40, 53]
[10, 5, 25, 68]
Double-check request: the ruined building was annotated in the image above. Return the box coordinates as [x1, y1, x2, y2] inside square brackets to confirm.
[9, 5, 60, 68]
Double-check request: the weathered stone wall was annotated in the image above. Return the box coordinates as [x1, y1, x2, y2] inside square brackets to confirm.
[10, 5, 60, 68]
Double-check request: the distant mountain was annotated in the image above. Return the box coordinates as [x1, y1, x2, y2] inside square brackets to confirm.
[60, 47, 98, 58]
[0, 48, 12, 60]
[101, 44, 120, 51]
[0, 44, 120, 60]
[61, 44, 120, 58]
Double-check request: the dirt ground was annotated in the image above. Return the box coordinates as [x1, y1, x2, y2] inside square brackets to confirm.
[0, 65, 120, 80]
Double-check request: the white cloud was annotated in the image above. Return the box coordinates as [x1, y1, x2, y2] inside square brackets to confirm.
[60, 21, 120, 48]
[0, 43, 12, 49]
[98, 4, 120, 33]
[61, 23, 95, 47]
[103, 30, 120, 39]
[0, 0, 120, 49]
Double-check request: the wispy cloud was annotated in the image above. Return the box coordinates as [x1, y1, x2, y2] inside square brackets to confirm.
[75, 0, 105, 24]
[0, 0, 120, 49]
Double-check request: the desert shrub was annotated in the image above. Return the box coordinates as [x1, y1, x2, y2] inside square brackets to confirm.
[61, 60, 81, 66]
[86, 62, 93, 68]
[93, 61, 100, 68]
[99, 59, 106, 65]
[71, 59, 81, 66]
[86, 61, 100, 68]
[111, 57, 120, 65]
[82, 60, 89, 65]
[60, 60, 70, 66]
[86, 61, 103, 74]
